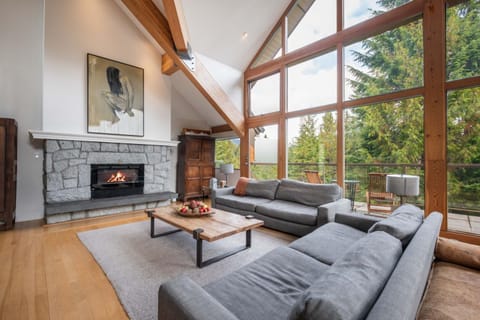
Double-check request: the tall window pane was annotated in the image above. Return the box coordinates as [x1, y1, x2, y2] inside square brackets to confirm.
[447, 0, 480, 81]
[447, 87, 480, 235]
[249, 73, 280, 116]
[215, 138, 240, 169]
[250, 125, 278, 179]
[287, 0, 336, 53]
[287, 112, 337, 182]
[344, 97, 424, 213]
[288, 51, 337, 112]
[344, 19, 423, 101]
[344, 0, 411, 29]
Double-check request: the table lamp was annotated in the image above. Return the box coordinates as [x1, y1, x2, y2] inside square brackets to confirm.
[386, 174, 420, 204]
[220, 164, 234, 186]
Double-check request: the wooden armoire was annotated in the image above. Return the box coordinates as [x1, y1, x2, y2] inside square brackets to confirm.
[176, 134, 215, 201]
[0, 118, 17, 230]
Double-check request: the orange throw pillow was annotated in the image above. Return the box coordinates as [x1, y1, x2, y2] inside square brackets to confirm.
[233, 177, 250, 196]
[435, 237, 480, 270]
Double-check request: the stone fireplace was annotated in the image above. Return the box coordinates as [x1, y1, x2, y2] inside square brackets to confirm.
[42, 138, 177, 223]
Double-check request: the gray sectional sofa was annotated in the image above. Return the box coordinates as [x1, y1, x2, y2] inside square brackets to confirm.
[212, 179, 351, 236]
[158, 204, 443, 320]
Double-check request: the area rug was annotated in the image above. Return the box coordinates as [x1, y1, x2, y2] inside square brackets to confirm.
[77, 220, 291, 320]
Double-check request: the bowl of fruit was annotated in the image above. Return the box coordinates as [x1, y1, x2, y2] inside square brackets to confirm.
[176, 200, 214, 217]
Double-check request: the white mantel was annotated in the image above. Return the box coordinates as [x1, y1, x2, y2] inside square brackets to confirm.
[29, 130, 179, 147]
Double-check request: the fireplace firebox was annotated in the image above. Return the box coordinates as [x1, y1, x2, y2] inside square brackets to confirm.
[91, 164, 144, 199]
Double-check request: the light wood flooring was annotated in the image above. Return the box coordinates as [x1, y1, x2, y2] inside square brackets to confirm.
[0, 209, 295, 320]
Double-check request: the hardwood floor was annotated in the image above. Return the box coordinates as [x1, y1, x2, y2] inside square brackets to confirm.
[0, 208, 296, 319]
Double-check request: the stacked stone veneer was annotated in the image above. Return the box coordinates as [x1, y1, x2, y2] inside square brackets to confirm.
[44, 139, 174, 223]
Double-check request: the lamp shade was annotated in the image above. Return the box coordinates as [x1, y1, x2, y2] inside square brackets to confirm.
[220, 163, 234, 175]
[386, 174, 420, 196]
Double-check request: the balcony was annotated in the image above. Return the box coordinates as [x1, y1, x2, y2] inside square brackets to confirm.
[250, 162, 480, 235]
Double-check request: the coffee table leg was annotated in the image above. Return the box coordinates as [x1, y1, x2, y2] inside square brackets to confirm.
[146, 210, 181, 238]
[193, 229, 253, 268]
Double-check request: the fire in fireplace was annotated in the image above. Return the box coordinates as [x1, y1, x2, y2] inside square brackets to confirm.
[90, 164, 144, 199]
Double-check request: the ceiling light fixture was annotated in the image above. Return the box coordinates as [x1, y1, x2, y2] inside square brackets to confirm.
[242, 32, 248, 40]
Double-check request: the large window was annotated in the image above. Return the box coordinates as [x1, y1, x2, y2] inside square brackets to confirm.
[344, 0, 412, 29]
[215, 138, 240, 169]
[287, 112, 337, 182]
[250, 125, 278, 179]
[249, 73, 280, 116]
[287, 0, 336, 53]
[245, 0, 480, 241]
[344, 19, 423, 101]
[447, 86, 480, 234]
[288, 51, 337, 111]
[344, 98, 424, 211]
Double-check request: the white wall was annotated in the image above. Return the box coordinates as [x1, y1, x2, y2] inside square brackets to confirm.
[0, 0, 45, 222]
[170, 87, 210, 139]
[43, 0, 171, 140]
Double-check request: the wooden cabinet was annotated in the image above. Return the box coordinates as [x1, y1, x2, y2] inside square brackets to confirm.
[0, 118, 17, 230]
[177, 135, 215, 201]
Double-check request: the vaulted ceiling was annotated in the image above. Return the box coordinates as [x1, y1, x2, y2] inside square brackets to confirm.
[122, 0, 290, 130]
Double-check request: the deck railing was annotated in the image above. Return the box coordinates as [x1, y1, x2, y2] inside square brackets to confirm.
[250, 162, 480, 216]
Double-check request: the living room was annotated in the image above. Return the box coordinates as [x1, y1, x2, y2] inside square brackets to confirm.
[1, 0, 479, 319]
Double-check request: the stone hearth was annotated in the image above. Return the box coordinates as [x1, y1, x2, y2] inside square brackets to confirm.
[44, 139, 175, 223]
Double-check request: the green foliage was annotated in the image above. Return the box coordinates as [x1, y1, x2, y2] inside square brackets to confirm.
[215, 139, 240, 169]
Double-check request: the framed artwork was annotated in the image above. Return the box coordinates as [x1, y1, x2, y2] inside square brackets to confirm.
[87, 53, 144, 136]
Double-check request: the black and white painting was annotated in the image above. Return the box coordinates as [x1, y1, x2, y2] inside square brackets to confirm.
[87, 54, 144, 136]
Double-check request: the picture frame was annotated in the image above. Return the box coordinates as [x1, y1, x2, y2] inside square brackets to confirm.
[87, 53, 144, 136]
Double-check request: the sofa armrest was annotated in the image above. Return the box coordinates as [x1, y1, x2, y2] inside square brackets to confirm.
[317, 198, 351, 225]
[211, 187, 235, 208]
[158, 276, 239, 320]
[335, 212, 382, 232]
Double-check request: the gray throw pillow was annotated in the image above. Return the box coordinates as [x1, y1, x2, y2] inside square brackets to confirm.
[368, 204, 424, 247]
[245, 179, 280, 200]
[289, 231, 402, 320]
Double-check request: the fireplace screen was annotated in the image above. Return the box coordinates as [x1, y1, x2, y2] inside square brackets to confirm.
[91, 164, 144, 199]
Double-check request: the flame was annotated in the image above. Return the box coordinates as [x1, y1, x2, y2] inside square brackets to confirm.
[107, 171, 127, 183]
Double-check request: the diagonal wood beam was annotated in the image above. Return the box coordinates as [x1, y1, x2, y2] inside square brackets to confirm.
[121, 0, 245, 137]
[163, 0, 190, 55]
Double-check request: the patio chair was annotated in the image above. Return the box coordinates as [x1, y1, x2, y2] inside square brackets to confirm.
[305, 170, 323, 184]
[367, 172, 396, 214]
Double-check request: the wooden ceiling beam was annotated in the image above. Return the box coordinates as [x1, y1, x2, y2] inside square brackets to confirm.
[163, 0, 191, 55]
[161, 54, 179, 75]
[211, 124, 232, 134]
[121, 0, 245, 137]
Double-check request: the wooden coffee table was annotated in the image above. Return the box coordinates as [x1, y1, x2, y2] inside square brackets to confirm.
[145, 206, 264, 268]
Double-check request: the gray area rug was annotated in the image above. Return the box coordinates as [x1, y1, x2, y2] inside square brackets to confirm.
[78, 220, 290, 320]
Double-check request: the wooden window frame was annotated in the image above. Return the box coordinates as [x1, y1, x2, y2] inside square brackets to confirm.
[240, 0, 480, 243]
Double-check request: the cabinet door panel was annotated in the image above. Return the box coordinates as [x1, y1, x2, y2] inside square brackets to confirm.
[186, 139, 202, 161]
[201, 140, 214, 163]
[185, 179, 200, 194]
[186, 166, 200, 177]
[201, 166, 214, 177]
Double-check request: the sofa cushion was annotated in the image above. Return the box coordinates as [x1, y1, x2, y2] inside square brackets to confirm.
[255, 200, 318, 226]
[289, 222, 367, 265]
[276, 179, 342, 206]
[215, 194, 271, 212]
[368, 204, 424, 247]
[289, 231, 402, 320]
[205, 246, 329, 320]
[233, 177, 250, 196]
[245, 179, 280, 200]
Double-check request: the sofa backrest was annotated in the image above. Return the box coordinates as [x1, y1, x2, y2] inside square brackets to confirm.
[275, 179, 342, 206]
[245, 179, 280, 200]
[366, 212, 443, 320]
